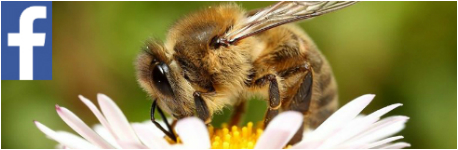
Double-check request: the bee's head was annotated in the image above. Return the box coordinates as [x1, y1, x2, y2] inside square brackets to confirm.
[136, 40, 196, 119]
[136, 4, 256, 120]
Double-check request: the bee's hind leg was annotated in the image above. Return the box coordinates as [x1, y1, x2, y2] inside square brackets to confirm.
[254, 74, 281, 128]
[286, 69, 314, 145]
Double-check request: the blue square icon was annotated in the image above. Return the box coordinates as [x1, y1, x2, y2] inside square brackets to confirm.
[1, 1, 52, 80]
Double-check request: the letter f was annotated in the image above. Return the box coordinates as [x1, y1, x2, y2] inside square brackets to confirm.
[8, 6, 47, 80]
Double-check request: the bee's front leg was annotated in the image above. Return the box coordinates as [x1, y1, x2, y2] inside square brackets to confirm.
[193, 91, 212, 124]
[254, 74, 281, 127]
[151, 100, 177, 141]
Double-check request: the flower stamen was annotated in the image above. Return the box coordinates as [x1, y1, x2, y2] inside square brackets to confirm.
[208, 122, 263, 149]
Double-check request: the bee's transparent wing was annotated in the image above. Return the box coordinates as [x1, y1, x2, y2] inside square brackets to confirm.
[220, 1, 357, 44]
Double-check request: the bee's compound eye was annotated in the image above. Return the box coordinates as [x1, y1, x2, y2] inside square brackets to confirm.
[152, 62, 174, 97]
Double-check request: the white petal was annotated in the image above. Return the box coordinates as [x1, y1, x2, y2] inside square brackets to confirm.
[132, 123, 171, 149]
[255, 111, 303, 149]
[175, 117, 210, 148]
[97, 94, 141, 144]
[117, 140, 148, 149]
[311, 94, 375, 139]
[56, 105, 114, 148]
[292, 140, 323, 149]
[365, 103, 403, 123]
[93, 124, 121, 148]
[169, 144, 188, 149]
[348, 116, 408, 144]
[378, 142, 411, 149]
[56, 131, 99, 149]
[361, 136, 403, 149]
[79, 95, 118, 140]
[55, 144, 65, 149]
[291, 128, 322, 149]
[141, 120, 167, 137]
[318, 103, 403, 148]
[34, 121, 98, 149]
[295, 94, 375, 148]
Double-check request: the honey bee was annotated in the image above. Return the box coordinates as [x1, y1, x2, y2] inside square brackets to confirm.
[136, 1, 357, 143]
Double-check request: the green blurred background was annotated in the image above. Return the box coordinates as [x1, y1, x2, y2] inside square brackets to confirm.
[2, 1, 456, 149]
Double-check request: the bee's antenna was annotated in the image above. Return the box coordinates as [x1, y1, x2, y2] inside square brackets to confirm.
[151, 100, 177, 141]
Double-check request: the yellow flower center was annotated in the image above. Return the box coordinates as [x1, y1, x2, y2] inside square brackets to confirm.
[208, 122, 263, 149]
[166, 121, 292, 149]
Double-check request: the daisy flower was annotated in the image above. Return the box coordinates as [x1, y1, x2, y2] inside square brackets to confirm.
[34, 94, 410, 149]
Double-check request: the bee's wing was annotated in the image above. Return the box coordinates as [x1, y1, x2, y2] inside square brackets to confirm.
[220, 1, 357, 44]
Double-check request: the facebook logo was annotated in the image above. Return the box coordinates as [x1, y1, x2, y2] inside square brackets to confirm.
[2, 1, 52, 80]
